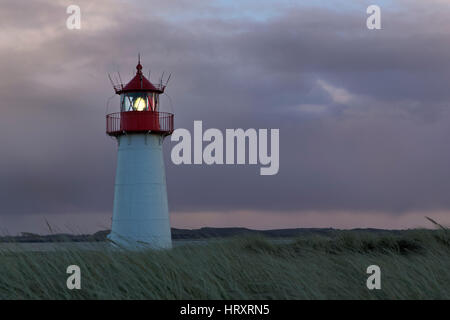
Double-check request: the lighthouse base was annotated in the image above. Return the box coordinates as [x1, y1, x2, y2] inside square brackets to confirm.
[109, 133, 172, 250]
[107, 231, 171, 250]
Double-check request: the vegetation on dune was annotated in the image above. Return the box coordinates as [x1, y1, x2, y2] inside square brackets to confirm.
[0, 229, 449, 299]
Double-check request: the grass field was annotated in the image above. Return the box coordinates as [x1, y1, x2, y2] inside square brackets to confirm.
[0, 228, 449, 299]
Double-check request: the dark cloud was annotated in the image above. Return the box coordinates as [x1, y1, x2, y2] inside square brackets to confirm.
[1, 0, 450, 229]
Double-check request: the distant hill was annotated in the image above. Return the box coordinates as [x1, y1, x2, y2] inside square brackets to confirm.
[0, 227, 406, 243]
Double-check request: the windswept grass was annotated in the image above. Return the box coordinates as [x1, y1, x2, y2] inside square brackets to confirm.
[0, 229, 449, 299]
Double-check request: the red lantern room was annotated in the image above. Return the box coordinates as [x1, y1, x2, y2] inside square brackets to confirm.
[106, 57, 174, 136]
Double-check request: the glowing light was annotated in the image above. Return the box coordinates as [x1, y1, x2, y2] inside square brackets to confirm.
[133, 97, 146, 111]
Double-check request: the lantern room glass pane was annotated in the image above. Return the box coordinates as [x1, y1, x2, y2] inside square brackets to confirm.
[120, 92, 159, 112]
[121, 93, 147, 112]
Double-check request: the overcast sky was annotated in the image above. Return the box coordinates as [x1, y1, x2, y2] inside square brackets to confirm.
[1, 0, 450, 234]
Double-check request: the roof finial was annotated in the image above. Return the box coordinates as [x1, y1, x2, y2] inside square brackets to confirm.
[136, 53, 143, 75]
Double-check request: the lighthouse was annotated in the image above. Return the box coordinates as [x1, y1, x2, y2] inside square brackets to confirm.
[106, 57, 174, 249]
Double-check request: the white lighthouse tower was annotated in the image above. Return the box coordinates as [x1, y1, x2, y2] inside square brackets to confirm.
[106, 58, 174, 249]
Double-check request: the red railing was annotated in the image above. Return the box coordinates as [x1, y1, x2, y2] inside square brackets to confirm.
[106, 111, 174, 136]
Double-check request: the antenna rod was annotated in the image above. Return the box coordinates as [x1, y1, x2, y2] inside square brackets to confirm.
[160, 71, 165, 88]
[113, 73, 120, 88]
[117, 72, 124, 89]
[108, 73, 115, 87]
[165, 73, 172, 86]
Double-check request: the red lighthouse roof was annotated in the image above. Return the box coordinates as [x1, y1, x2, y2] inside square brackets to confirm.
[114, 59, 165, 94]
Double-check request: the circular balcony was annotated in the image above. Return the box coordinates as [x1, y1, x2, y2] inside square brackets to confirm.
[106, 111, 174, 136]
